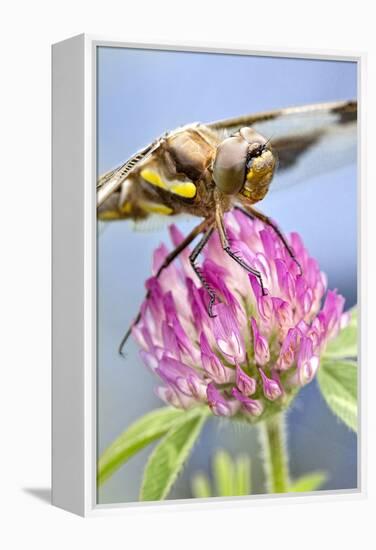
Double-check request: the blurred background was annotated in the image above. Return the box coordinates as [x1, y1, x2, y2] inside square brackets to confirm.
[96, 47, 357, 504]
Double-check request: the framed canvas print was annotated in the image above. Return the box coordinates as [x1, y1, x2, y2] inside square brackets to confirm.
[52, 35, 363, 516]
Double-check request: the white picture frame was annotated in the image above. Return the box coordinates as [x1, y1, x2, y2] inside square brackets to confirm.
[52, 34, 365, 517]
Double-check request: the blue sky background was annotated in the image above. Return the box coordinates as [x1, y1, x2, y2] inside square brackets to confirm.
[97, 47, 357, 504]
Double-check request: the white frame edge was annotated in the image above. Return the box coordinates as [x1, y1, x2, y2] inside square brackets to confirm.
[51, 34, 366, 517]
[52, 34, 85, 515]
[52, 33, 96, 516]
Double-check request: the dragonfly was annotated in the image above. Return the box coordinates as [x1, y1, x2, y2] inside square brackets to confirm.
[97, 99, 357, 354]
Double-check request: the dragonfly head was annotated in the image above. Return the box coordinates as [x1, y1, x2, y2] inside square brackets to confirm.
[212, 128, 277, 202]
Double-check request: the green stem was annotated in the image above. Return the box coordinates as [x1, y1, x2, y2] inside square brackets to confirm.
[260, 413, 289, 493]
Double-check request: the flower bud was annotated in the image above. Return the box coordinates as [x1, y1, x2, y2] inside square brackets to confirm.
[251, 318, 270, 365]
[259, 369, 283, 401]
[236, 364, 256, 395]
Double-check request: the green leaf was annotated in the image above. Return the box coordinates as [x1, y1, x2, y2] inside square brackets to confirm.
[213, 450, 235, 497]
[324, 307, 357, 359]
[234, 454, 252, 496]
[191, 451, 252, 498]
[140, 408, 208, 501]
[317, 360, 358, 432]
[289, 471, 328, 492]
[97, 407, 185, 486]
[191, 473, 212, 498]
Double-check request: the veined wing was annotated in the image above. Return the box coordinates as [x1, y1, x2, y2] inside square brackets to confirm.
[207, 100, 357, 191]
[97, 137, 164, 208]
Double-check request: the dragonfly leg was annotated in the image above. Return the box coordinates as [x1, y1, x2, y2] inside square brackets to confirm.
[188, 226, 217, 317]
[118, 218, 212, 355]
[216, 206, 267, 295]
[234, 205, 303, 275]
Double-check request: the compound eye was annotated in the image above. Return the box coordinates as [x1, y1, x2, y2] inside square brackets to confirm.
[212, 136, 249, 195]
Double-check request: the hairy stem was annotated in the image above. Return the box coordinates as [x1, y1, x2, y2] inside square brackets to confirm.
[259, 413, 289, 493]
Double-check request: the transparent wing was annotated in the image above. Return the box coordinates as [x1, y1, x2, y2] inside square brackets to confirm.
[207, 100, 356, 136]
[130, 212, 196, 233]
[269, 114, 356, 192]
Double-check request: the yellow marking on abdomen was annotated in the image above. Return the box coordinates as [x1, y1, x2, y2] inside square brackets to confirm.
[98, 210, 122, 220]
[170, 182, 196, 198]
[141, 169, 196, 199]
[139, 200, 173, 215]
[141, 169, 168, 190]
[120, 201, 132, 214]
